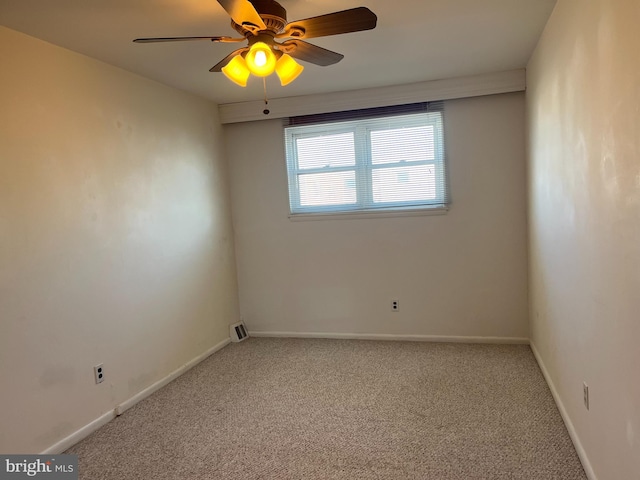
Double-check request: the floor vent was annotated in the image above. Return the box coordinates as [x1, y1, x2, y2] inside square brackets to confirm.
[230, 322, 249, 342]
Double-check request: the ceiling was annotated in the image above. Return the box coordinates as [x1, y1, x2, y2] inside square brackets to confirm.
[0, 0, 556, 105]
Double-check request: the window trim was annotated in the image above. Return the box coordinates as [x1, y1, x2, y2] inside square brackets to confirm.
[287, 205, 449, 221]
[284, 102, 448, 217]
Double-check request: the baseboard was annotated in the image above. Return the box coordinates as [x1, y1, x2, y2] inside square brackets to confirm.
[40, 410, 116, 455]
[40, 337, 231, 455]
[115, 337, 231, 415]
[249, 331, 530, 344]
[530, 341, 597, 480]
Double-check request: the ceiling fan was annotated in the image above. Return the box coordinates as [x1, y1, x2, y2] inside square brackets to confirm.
[134, 0, 377, 87]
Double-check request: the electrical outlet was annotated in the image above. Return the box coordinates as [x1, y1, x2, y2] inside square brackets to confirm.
[391, 299, 399, 312]
[94, 364, 104, 384]
[583, 382, 589, 410]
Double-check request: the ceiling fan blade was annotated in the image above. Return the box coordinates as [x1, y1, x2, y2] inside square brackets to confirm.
[279, 40, 344, 66]
[210, 47, 249, 72]
[279, 7, 377, 39]
[216, 0, 266, 30]
[133, 36, 243, 43]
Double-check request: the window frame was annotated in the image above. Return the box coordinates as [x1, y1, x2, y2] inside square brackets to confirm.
[284, 103, 448, 217]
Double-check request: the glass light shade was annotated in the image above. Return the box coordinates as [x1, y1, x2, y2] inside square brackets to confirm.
[275, 54, 304, 86]
[245, 42, 277, 77]
[221, 55, 250, 87]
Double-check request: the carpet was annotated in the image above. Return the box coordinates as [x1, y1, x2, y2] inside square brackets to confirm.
[67, 338, 587, 479]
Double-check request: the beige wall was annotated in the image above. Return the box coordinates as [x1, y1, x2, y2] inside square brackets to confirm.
[0, 27, 240, 453]
[226, 92, 528, 339]
[527, 1, 640, 478]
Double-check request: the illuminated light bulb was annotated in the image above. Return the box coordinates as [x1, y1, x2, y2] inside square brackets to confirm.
[275, 54, 304, 86]
[245, 42, 277, 77]
[221, 55, 250, 87]
[254, 50, 267, 67]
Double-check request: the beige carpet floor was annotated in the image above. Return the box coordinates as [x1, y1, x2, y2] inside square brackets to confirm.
[67, 338, 587, 479]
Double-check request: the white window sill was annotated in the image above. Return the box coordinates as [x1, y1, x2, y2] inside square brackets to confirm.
[288, 206, 449, 222]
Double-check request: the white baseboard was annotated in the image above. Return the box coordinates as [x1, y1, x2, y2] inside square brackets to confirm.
[530, 341, 597, 480]
[249, 331, 530, 344]
[114, 338, 231, 416]
[40, 337, 231, 455]
[40, 410, 115, 455]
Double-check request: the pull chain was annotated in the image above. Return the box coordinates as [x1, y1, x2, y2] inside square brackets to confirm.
[263, 77, 270, 115]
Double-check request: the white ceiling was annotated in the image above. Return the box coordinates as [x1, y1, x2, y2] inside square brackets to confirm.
[0, 0, 556, 105]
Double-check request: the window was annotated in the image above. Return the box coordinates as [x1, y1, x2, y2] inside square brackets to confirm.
[284, 102, 448, 216]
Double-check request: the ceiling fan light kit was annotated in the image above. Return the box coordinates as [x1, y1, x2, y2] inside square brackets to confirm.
[221, 55, 251, 86]
[275, 54, 304, 86]
[133, 0, 377, 88]
[245, 40, 277, 76]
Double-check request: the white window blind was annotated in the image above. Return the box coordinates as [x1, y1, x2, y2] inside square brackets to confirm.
[284, 102, 448, 216]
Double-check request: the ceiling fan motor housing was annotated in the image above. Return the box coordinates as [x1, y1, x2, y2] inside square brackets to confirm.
[232, 0, 287, 36]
